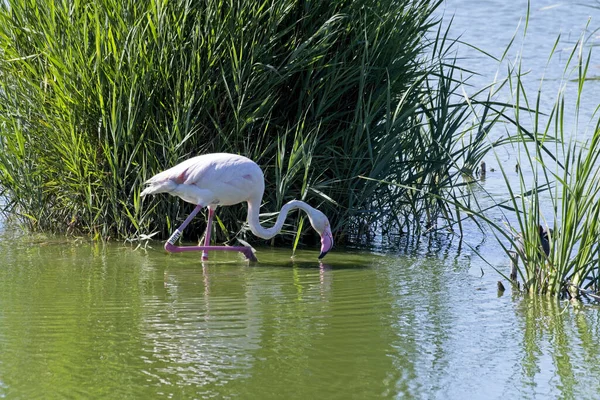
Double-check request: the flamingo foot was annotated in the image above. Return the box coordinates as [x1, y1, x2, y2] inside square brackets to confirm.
[240, 247, 258, 262]
[164, 242, 258, 262]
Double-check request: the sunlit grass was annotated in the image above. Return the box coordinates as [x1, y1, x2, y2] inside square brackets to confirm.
[0, 0, 498, 250]
[0, 0, 445, 245]
[363, 13, 600, 299]
[466, 19, 600, 299]
[485, 21, 600, 298]
[4, 0, 596, 300]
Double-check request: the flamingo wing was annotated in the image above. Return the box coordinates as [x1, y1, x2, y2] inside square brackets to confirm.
[141, 153, 264, 206]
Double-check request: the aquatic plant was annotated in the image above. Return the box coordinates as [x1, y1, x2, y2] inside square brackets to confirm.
[449, 19, 600, 298]
[501, 45, 600, 298]
[490, 7, 600, 298]
[0, 0, 481, 247]
[363, 11, 600, 299]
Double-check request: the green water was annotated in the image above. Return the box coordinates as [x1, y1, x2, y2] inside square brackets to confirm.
[1, 234, 600, 399]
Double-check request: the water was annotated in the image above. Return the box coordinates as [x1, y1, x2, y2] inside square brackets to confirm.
[439, 0, 600, 202]
[0, 234, 599, 399]
[440, 0, 600, 121]
[2, 1, 600, 399]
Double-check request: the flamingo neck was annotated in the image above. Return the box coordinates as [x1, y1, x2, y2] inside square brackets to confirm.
[247, 199, 316, 239]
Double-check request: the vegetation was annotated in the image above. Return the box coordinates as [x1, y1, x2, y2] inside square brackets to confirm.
[0, 0, 491, 247]
[1, 0, 598, 299]
[362, 10, 600, 299]
[436, 23, 600, 299]
[494, 37, 600, 298]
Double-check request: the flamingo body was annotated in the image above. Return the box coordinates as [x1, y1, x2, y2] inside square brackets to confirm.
[140, 153, 333, 259]
[141, 153, 264, 206]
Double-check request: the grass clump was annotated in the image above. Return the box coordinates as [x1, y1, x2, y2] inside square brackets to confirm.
[502, 56, 600, 298]
[361, 12, 600, 299]
[457, 25, 600, 299]
[0, 0, 488, 247]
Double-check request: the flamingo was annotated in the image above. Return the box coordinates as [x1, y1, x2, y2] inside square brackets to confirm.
[140, 153, 334, 261]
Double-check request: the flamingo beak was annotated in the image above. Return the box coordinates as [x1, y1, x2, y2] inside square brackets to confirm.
[318, 226, 333, 259]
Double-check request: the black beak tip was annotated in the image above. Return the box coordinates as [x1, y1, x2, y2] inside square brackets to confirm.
[318, 250, 329, 259]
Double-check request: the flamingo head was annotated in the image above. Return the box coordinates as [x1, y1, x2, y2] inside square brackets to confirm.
[307, 209, 333, 259]
[318, 223, 334, 259]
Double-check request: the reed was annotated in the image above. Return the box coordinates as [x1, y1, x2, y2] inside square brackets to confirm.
[359, 11, 600, 298]
[502, 40, 600, 297]
[1, 0, 477, 247]
[447, 24, 600, 298]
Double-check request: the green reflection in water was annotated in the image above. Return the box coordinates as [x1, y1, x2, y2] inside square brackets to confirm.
[0, 236, 600, 399]
[515, 296, 600, 398]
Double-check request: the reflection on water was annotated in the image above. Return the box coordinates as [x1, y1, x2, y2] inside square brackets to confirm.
[515, 297, 600, 397]
[1, 236, 600, 399]
[142, 252, 403, 399]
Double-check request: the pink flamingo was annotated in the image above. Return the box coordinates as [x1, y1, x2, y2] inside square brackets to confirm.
[140, 153, 334, 261]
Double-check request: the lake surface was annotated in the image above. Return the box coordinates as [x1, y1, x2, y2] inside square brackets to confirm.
[1, 233, 600, 399]
[439, 0, 600, 201]
[2, 1, 600, 399]
[440, 0, 599, 121]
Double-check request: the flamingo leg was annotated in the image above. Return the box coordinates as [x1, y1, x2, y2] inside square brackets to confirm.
[201, 208, 215, 261]
[164, 204, 257, 261]
[165, 204, 203, 246]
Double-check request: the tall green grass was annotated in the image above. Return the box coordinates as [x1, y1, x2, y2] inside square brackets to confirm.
[1, 0, 489, 247]
[359, 10, 600, 298]
[498, 35, 600, 297]
[446, 26, 600, 298]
